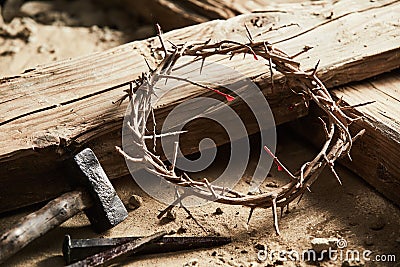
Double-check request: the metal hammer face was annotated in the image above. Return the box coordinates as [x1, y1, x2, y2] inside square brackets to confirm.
[72, 148, 128, 232]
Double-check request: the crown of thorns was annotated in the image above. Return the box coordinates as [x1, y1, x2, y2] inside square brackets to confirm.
[116, 25, 364, 235]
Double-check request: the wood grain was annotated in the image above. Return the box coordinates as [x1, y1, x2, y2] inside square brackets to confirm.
[1, 1, 399, 212]
[119, 0, 398, 30]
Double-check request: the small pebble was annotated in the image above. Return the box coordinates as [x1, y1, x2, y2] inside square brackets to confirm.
[214, 207, 223, 215]
[99, 27, 114, 42]
[211, 251, 217, 256]
[349, 220, 358, 226]
[89, 25, 100, 33]
[369, 216, 385, 231]
[254, 243, 265, 250]
[184, 258, 199, 267]
[177, 225, 187, 234]
[311, 237, 339, 253]
[166, 210, 176, 221]
[127, 194, 143, 210]
[265, 181, 278, 188]
[364, 236, 374, 246]
[240, 249, 248, 254]
[208, 227, 221, 236]
[37, 44, 55, 54]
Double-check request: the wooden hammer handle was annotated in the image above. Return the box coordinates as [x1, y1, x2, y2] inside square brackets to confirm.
[0, 190, 92, 264]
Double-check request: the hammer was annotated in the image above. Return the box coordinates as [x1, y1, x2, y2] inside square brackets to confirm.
[0, 148, 128, 264]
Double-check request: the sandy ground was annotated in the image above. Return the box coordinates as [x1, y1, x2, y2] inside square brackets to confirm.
[0, 0, 154, 77]
[1, 129, 399, 267]
[0, 1, 399, 266]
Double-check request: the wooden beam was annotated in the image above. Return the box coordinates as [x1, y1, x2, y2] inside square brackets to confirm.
[1, 1, 399, 213]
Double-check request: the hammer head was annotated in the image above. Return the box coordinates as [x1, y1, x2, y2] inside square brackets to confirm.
[72, 148, 128, 232]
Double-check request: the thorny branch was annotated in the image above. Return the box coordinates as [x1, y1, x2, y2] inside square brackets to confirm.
[116, 25, 364, 235]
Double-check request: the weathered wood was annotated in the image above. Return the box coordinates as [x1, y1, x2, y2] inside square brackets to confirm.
[290, 69, 400, 206]
[119, 0, 398, 30]
[1, 1, 399, 213]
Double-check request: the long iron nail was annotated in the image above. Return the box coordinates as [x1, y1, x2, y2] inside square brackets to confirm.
[63, 234, 231, 264]
[66, 231, 168, 267]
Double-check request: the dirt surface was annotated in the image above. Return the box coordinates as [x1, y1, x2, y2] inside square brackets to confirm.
[0, 1, 399, 267]
[0, 0, 154, 77]
[1, 129, 399, 266]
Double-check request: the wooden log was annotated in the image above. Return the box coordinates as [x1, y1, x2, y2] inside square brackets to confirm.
[1, 1, 399, 213]
[289, 69, 400, 206]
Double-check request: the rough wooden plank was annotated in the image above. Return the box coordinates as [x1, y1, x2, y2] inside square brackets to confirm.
[1, 1, 399, 213]
[289, 69, 400, 206]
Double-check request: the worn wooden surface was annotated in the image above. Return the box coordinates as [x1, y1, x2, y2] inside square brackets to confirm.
[1, 0, 400, 213]
[120, 0, 399, 30]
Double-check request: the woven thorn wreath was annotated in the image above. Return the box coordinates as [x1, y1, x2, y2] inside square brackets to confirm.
[116, 25, 364, 235]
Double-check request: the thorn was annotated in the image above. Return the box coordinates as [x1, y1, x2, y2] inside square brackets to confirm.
[181, 204, 207, 233]
[297, 193, 305, 205]
[247, 207, 255, 224]
[263, 42, 274, 90]
[351, 129, 365, 147]
[203, 178, 218, 200]
[244, 23, 254, 43]
[156, 23, 168, 55]
[318, 117, 329, 139]
[208, 87, 235, 102]
[248, 48, 258, 60]
[171, 141, 178, 173]
[144, 58, 154, 72]
[200, 57, 205, 74]
[263, 145, 296, 180]
[312, 59, 320, 76]
[167, 40, 177, 49]
[324, 154, 342, 185]
[340, 100, 376, 110]
[336, 96, 343, 106]
[272, 197, 280, 236]
[290, 45, 313, 59]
